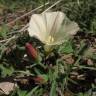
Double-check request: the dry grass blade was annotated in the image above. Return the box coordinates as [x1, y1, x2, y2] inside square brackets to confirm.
[6, 2, 49, 27]
[42, 0, 63, 13]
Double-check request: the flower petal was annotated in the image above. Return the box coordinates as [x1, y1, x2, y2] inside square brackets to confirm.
[50, 16, 80, 45]
[42, 11, 64, 37]
[28, 14, 46, 42]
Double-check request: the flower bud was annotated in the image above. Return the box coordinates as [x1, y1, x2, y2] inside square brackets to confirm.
[25, 43, 37, 60]
[33, 74, 48, 84]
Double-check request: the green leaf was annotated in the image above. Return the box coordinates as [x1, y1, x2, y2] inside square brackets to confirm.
[26, 86, 39, 96]
[78, 92, 91, 96]
[0, 64, 14, 77]
[38, 74, 48, 83]
[17, 89, 27, 96]
[41, 74, 48, 82]
[50, 80, 57, 96]
[59, 41, 73, 54]
[0, 24, 9, 38]
[91, 16, 96, 34]
[48, 68, 54, 82]
[34, 67, 42, 75]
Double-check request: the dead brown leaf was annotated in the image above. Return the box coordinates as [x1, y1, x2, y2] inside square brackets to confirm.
[62, 54, 74, 64]
[0, 82, 17, 95]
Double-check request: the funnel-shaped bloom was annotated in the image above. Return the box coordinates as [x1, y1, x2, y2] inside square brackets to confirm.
[28, 11, 79, 46]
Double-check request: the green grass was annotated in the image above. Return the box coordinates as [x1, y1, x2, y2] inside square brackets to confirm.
[0, 0, 96, 96]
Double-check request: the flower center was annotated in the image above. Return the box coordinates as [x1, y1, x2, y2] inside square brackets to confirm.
[46, 36, 54, 44]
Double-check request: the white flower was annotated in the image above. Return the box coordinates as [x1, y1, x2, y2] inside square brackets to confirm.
[28, 11, 79, 49]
